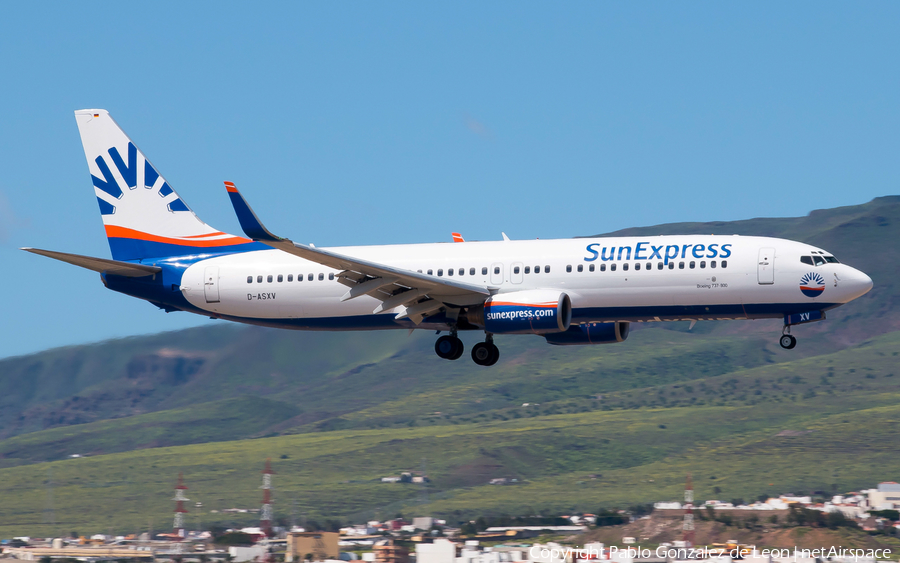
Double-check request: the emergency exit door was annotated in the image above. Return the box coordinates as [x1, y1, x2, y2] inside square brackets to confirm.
[758, 248, 775, 284]
[204, 266, 220, 303]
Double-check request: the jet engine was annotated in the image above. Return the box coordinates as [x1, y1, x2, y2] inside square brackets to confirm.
[544, 321, 630, 345]
[467, 290, 571, 335]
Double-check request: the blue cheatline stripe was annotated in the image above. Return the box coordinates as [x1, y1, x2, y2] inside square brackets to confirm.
[107, 237, 270, 262]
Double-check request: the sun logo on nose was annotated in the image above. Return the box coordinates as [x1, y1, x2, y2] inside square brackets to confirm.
[800, 272, 825, 298]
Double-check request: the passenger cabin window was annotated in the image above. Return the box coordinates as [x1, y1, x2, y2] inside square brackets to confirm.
[267, 275, 273, 283]
[678, 262, 684, 270]
[566, 265, 572, 273]
[658, 262, 663, 270]
[470, 268, 476, 275]
[427, 269, 433, 275]
[668, 262, 675, 270]
[534, 265, 540, 274]
[288, 274, 293, 282]
[589, 264, 595, 272]
[308, 273, 314, 281]
[722, 260, 728, 268]
[257, 275, 263, 283]
[448, 268, 454, 276]
[329, 273, 335, 280]
[689, 261, 695, 269]
[597, 264, 603, 272]
[318, 273, 324, 281]
[277, 274, 283, 282]
[482, 267, 488, 275]
[700, 261, 706, 269]
[525, 266, 531, 274]
[635, 263, 640, 271]
[544, 266, 550, 273]
[611, 264, 617, 272]
[247, 276, 253, 284]
[577, 264, 583, 272]
[710, 261, 716, 268]
[494, 266, 500, 275]
[513, 266, 519, 274]
[437, 269, 443, 276]
[623, 263, 629, 271]
[459, 268, 464, 276]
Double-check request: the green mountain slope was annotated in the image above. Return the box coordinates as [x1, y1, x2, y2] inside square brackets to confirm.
[1, 331, 898, 537]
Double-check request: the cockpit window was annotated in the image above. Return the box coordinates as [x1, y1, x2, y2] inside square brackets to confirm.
[802, 255, 838, 266]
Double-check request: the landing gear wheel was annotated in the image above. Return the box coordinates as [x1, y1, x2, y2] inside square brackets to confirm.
[779, 334, 797, 350]
[449, 339, 465, 360]
[435, 335, 464, 360]
[472, 342, 500, 366]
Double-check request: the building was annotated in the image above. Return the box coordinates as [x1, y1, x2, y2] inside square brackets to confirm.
[286, 532, 340, 562]
[373, 539, 409, 563]
[868, 482, 900, 510]
[416, 539, 456, 563]
[230, 546, 268, 563]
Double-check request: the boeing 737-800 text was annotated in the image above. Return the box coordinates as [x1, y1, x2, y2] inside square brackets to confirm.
[24, 110, 874, 366]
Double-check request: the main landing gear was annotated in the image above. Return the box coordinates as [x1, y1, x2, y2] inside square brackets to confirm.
[434, 331, 500, 366]
[780, 327, 797, 350]
[435, 332, 464, 360]
[471, 334, 500, 367]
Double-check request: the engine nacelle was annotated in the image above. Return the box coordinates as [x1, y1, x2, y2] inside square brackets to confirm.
[544, 322, 630, 346]
[468, 290, 572, 335]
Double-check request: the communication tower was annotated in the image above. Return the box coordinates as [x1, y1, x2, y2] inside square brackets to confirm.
[260, 458, 275, 537]
[683, 473, 695, 546]
[173, 473, 189, 537]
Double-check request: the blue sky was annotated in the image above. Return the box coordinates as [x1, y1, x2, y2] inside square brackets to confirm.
[1, 2, 897, 359]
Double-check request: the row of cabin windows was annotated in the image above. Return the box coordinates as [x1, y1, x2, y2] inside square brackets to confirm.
[565, 260, 727, 272]
[248, 273, 335, 283]
[417, 266, 552, 277]
[246, 260, 729, 284]
[418, 267, 486, 277]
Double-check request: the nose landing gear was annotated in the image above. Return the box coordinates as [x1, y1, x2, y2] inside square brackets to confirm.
[471, 334, 500, 366]
[779, 327, 797, 350]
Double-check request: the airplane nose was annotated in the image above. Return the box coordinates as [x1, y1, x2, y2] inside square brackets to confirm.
[847, 268, 873, 298]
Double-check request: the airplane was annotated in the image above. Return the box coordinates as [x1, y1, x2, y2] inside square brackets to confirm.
[24, 110, 874, 366]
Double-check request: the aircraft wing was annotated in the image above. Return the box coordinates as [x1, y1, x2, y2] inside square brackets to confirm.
[224, 182, 493, 323]
[22, 248, 162, 277]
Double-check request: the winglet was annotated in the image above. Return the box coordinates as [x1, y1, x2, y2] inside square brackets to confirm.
[451, 232, 465, 243]
[224, 182, 282, 242]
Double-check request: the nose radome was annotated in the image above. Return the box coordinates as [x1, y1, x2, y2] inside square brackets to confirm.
[849, 268, 874, 297]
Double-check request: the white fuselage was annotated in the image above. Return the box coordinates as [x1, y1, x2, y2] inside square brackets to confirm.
[176, 234, 872, 330]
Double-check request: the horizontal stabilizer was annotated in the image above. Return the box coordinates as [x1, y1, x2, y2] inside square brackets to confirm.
[22, 248, 162, 277]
